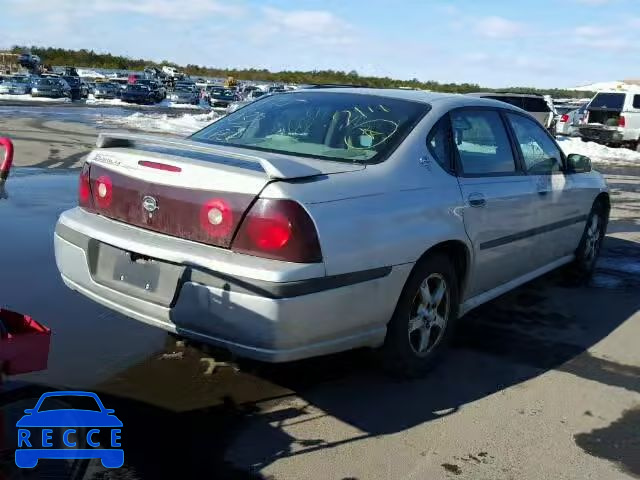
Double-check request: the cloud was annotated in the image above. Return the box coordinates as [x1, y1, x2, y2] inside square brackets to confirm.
[93, 0, 245, 20]
[574, 25, 609, 37]
[572, 24, 633, 51]
[574, 0, 616, 4]
[474, 16, 526, 38]
[250, 8, 357, 46]
[3, 0, 244, 21]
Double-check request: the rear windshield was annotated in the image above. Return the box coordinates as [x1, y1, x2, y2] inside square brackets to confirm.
[191, 92, 429, 163]
[589, 93, 625, 110]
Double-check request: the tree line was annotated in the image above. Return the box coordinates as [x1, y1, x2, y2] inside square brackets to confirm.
[11, 46, 592, 98]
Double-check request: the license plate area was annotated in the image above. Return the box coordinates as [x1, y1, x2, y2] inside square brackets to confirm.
[91, 242, 185, 307]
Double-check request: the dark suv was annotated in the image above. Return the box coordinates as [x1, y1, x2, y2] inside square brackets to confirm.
[62, 76, 89, 100]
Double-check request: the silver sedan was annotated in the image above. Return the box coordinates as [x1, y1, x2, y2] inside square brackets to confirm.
[54, 89, 609, 377]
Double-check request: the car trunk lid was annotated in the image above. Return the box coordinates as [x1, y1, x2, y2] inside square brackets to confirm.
[83, 132, 363, 248]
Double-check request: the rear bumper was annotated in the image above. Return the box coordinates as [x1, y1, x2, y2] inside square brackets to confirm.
[579, 127, 624, 144]
[54, 209, 409, 362]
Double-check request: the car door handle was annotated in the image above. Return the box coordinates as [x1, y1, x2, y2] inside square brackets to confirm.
[538, 190, 549, 196]
[468, 193, 486, 208]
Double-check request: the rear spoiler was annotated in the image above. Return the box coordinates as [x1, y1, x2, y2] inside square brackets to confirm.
[95, 132, 324, 180]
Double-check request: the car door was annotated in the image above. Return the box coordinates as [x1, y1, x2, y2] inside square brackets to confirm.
[451, 108, 539, 298]
[504, 112, 587, 264]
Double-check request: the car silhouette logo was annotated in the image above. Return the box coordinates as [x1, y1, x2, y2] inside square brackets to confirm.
[15, 391, 123, 469]
[142, 195, 158, 213]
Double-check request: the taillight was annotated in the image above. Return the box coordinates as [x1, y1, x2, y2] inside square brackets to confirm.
[618, 116, 626, 128]
[93, 175, 113, 209]
[560, 114, 569, 123]
[232, 199, 322, 263]
[78, 162, 92, 209]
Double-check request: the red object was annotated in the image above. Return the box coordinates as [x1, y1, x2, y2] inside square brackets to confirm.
[618, 116, 626, 128]
[138, 160, 182, 172]
[560, 114, 569, 123]
[0, 309, 51, 375]
[79, 162, 91, 207]
[0, 137, 14, 182]
[232, 199, 322, 263]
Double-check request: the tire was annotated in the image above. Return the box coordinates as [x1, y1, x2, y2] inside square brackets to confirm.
[381, 253, 459, 378]
[568, 201, 607, 281]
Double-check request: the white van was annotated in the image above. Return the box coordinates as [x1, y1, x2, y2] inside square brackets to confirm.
[579, 90, 640, 151]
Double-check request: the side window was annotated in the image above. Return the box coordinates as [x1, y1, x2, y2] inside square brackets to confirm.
[451, 110, 517, 175]
[427, 117, 452, 171]
[633, 95, 640, 109]
[506, 113, 562, 174]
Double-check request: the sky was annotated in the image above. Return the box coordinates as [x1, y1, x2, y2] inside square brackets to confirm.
[1, 0, 639, 88]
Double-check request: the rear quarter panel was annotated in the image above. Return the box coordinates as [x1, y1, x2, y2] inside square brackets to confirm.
[261, 105, 470, 277]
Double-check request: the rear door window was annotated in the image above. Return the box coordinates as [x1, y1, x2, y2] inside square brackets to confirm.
[589, 93, 625, 110]
[633, 95, 640, 109]
[451, 109, 517, 175]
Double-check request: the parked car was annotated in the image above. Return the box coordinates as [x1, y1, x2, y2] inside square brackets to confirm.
[136, 79, 166, 101]
[467, 92, 554, 130]
[18, 53, 40, 69]
[54, 89, 610, 377]
[0, 75, 32, 95]
[578, 90, 640, 150]
[93, 82, 121, 99]
[63, 76, 89, 100]
[555, 104, 589, 136]
[168, 84, 200, 104]
[120, 84, 157, 104]
[31, 77, 71, 98]
[209, 88, 238, 110]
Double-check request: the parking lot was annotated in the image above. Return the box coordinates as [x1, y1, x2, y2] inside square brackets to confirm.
[0, 109, 638, 479]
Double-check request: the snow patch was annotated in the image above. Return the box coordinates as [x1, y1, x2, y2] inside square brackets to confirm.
[77, 68, 105, 79]
[102, 111, 222, 136]
[572, 81, 640, 92]
[0, 93, 71, 103]
[556, 137, 640, 166]
[85, 95, 208, 110]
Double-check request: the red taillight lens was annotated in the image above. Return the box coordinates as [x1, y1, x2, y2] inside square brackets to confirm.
[618, 116, 626, 127]
[78, 162, 92, 209]
[93, 175, 113, 209]
[200, 198, 234, 238]
[560, 114, 569, 123]
[246, 213, 292, 250]
[232, 199, 322, 263]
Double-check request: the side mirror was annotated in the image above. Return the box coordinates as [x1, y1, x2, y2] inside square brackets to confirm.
[24, 409, 34, 415]
[566, 153, 592, 173]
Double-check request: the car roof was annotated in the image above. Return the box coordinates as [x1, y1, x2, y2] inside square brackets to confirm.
[467, 92, 544, 98]
[279, 87, 526, 111]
